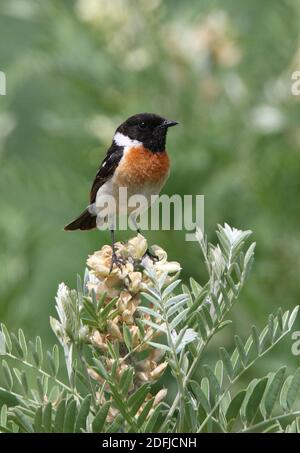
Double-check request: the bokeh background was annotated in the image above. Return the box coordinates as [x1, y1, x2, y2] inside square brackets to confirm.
[1, 0, 300, 381]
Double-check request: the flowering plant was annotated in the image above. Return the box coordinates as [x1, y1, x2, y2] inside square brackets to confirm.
[0, 225, 299, 433]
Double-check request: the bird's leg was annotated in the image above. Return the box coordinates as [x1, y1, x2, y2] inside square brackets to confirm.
[130, 214, 159, 261]
[145, 247, 159, 261]
[109, 229, 124, 272]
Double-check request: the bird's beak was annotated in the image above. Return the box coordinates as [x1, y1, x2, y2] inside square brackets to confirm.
[160, 119, 179, 129]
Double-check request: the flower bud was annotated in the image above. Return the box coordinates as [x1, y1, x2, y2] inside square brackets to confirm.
[150, 362, 168, 380]
[107, 320, 123, 340]
[154, 388, 168, 406]
[87, 368, 103, 383]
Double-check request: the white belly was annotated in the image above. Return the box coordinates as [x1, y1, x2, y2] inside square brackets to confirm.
[89, 178, 162, 221]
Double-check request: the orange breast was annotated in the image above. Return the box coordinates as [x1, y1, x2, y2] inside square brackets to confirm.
[115, 146, 170, 188]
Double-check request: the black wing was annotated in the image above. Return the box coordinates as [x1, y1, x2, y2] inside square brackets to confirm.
[90, 142, 124, 203]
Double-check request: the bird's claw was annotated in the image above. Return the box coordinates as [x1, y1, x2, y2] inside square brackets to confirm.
[110, 252, 125, 273]
[144, 248, 159, 262]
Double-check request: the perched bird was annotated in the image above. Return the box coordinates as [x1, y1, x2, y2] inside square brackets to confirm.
[65, 112, 178, 267]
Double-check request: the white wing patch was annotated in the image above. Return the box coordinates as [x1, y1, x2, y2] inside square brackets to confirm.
[113, 132, 142, 148]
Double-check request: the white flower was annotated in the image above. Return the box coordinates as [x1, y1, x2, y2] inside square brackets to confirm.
[55, 282, 70, 327]
[153, 388, 168, 406]
[223, 223, 250, 246]
[127, 234, 148, 260]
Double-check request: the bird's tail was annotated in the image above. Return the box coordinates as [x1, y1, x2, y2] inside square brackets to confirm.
[64, 209, 96, 231]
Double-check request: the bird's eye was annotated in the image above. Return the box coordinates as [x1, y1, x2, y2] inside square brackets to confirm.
[138, 122, 147, 130]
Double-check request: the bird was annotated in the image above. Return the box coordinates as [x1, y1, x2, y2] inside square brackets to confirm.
[64, 112, 178, 268]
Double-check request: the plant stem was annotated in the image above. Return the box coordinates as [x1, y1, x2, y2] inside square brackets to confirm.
[197, 328, 294, 433]
[4, 352, 82, 401]
[241, 411, 300, 433]
[78, 350, 97, 409]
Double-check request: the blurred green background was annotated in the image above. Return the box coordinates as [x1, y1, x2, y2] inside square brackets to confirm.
[1, 0, 300, 379]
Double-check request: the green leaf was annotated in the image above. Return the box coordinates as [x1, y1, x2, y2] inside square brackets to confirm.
[92, 401, 111, 433]
[34, 406, 43, 433]
[81, 318, 98, 328]
[120, 367, 134, 396]
[219, 347, 234, 380]
[43, 402, 52, 433]
[288, 306, 299, 330]
[251, 325, 261, 355]
[277, 307, 283, 333]
[215, 320, 232, 334]
[201, 304, 214, 331]
[0, 387, 19, 407]
[0, 404, 7, 427]
[162, 279, 181, 299]
[203, 365, 220, 401]
[186, 289, 208, 317]
[264, 367, 286, 417]
[20, 371, 29, 396]
[75, 395, 91, 433]
[148, 341, 170, 352]
[0, 333, 5, 356]
[195, 312, 208, 340]
[201, 377, 210, 401]
[183, 396, 197, 433]
[18, 329, 28, 360]
[36, 376, 44, 401]
[268, 314, 275, 343]
[136, 319, 145, 338]
[245, 378, 268, 424]
[190, 278, 202, 298]
[0, 424, 13, 433]
[167, 298, 189, 317]
[165, 294, 188, 310]
[170, 308, 189, 329]
[12, 408, 34, 433]
[244, 242, 256, 270]
[106, 414, 124, 433]
[47, 351, 56, 377]
[77, 274, 83, 295]
[220, 285, 231, 309]
[286, 368, 300, 410]
[49, 385, 60, 404]
[210, 294, 221, 319]
[1, 324, 12, 353]
[11, 333, 23, 358]
[93, 358, 108, 380]
[123, 323, 132, 352]
[83, 297, 98, 321]
[214, 360, 224, 387]
[280, 375, 293, 411]
[109, 386, 135, 427]
[144, 403, 164, 432]
[36, 336, 43, 367]
[234, 335, 247, 366]
[226, 390, 246, 421]
[136, 398, 154, 429]
[54, 399, 66, 433]
[142, 319, 166, 333]
[129, 384, 150, 417]
[141, 291, 161, 307]
[2, 360, 13, 390]
[52, 344, 59, 376]
[99, 297, 119, 322]
[28, 341, 40, 367]
[190, 381, 210, 413]
[138, 306, 163, 320]
[63, 399, 77, 433]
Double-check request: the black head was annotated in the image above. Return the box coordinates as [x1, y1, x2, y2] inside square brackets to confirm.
[115, 113, 178, 152]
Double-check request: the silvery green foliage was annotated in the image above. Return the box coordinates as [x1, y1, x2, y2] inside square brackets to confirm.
[0, 224, 299, 433]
